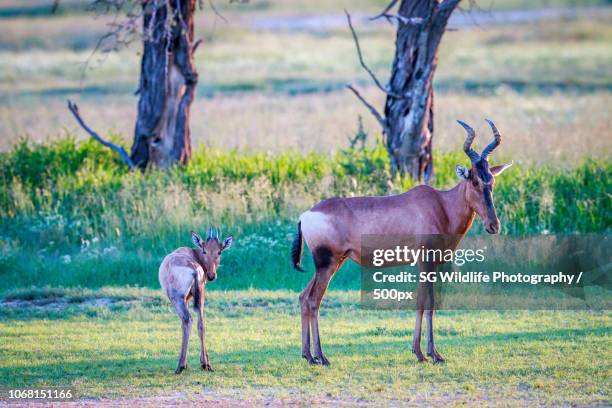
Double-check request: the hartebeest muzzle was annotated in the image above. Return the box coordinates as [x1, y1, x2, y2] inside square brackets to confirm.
[485, 217, 500, 234]
[206, 269, 217, 282]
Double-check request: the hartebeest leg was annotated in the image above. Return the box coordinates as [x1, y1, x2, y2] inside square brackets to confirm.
[412, 264, 433, 362]
[196, 285, 213, 371]
[299, 278, 316, 363]
[424, 280, 445, 363]
[299, 246, 345, 366]
[310, 256, 346, 366]
[172, 297, 192, 374]
[412, 307, 427, 362]
[425, 309, 444, 363]
[309, 265, 335, 365]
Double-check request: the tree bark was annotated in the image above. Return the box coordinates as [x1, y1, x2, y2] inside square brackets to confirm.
[383, 0, 459, 182]
[131, 0, 198, 170]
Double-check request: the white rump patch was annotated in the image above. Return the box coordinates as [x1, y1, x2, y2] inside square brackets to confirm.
[164, 265, 201, 296]
[300, 211, 334, 247]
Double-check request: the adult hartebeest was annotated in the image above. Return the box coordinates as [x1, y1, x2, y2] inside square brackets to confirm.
[292, 119, 512, 365]
[159, 227, 233, 373]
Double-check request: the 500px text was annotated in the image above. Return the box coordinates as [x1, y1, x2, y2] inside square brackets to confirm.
[372, 288, 414, 301]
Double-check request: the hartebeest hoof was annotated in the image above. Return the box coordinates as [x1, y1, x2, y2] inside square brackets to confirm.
[175, 364, 187, 374]
[201, 362, 214, 372]
[313, 355, 330, 366]
[412, 348, 428, 362]
[302, 353, 315, 365]
[428, 350, 445, 364]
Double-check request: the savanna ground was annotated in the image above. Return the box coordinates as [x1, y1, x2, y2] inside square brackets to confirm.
[1, 0, 611, 405]
[1, 288, 610, 406]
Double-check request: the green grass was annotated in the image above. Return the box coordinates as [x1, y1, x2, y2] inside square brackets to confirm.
[0, 135, 610, 292]
[0, 287, 610, 405]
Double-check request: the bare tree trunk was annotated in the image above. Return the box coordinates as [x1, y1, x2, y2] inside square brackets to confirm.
[383, 0, 458, 182]
[131, 0, 198, 170]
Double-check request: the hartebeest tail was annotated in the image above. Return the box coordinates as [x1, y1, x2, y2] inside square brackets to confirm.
[192, 271, 201, 310]
[291, 221, 305, 272]
[295, 119, 513, 366]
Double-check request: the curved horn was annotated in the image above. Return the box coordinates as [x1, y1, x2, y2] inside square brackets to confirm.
[481, 119, 501, 160]
[457, 120, 481, 164]
[207, 226, 213, 240]
[213, 226, 219, 241]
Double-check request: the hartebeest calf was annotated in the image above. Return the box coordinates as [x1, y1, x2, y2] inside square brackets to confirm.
[159, 227, 233, 373]
[292, 119, 512, 365]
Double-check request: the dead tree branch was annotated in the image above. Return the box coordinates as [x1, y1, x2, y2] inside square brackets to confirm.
[346, 85, 386, 130]
[370, 0, 399, 21]
[385, 14, 424, 25]
[208, 0, 228, 22]
[67, 100, 135, 170]
[370, 0, 423, 25]
[192, 38, 203, 53]
[345, 10, 404, 99]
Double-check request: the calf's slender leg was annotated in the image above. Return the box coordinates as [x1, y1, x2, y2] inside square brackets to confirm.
[172, 297, 192, 374]
[196, 284, 213, 371]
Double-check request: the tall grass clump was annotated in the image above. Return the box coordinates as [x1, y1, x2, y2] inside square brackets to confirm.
[0, 129, 609, 292]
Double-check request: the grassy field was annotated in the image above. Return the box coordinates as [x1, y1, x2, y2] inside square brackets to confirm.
[1, 288, 610, 405]
[1, 0, 611, 405]
[1, 138, 609, 291]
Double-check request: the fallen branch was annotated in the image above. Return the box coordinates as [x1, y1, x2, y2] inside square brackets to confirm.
[345, 10, 404, 99]
[67, 99, 135, 171]
[346, 85, 386, 130]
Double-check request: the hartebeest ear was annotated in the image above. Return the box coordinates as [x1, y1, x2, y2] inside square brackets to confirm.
[456, 165, 471, 180]
[191, 231, 203, 247]
[222, 236, 233, 251]
[490, 161, 513, 177]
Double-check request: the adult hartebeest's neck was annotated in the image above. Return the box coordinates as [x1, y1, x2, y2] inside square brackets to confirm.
[438, 181, 476, 236]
